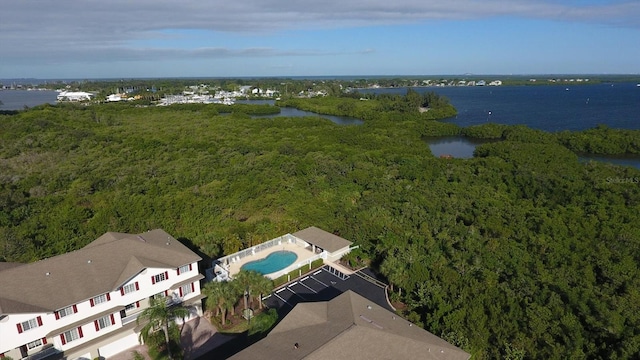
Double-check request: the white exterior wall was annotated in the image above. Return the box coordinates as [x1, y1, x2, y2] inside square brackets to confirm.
[326, 247, 352, 262]
[1, 312, 53, 355]
[0, 261, 200, 357]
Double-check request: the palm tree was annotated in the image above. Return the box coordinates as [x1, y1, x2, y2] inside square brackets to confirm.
[233, 270, 266, 311]
[252, 275, 274, 310]
[203, 281, 237, 326]
[137, 297, 190, 360]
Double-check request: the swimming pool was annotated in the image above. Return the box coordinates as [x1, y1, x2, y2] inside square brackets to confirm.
[241, 251, 298, 275]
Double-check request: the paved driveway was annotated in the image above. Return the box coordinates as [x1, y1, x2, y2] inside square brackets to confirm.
[180, 316, 235, 360]
[108, 316, 234, 360]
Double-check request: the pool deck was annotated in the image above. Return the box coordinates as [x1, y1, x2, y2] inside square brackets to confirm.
[225, 242, 318, 279]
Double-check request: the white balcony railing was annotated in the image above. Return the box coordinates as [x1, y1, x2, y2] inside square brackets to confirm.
[121, 310, 143, 326]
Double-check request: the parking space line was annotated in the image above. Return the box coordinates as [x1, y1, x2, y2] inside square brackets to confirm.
[306, 276, 329, 288]
[299, 280, 318, 294]
[311, 276, 329, 287]
[274, 292, 292, 307]
[285, 285, 308, 301]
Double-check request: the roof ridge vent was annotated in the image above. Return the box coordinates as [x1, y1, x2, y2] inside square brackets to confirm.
[359, 315, 383, 329]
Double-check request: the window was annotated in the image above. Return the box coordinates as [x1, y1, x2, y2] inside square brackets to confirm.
[91, 293, 110, 307]
[152, 271, 168, 284]
[55, 305, 77, 319]
[27, 339, 43, 350]
[60, 327, 83, 345]
[153, 291, 166, 300]
[177, 264, 192, 275]
[17, 316, 42, 333]
[121, 282, 139, 295]
[94, 314, 115, 331]
[125, 302, 140, 311]
[179, 283, 194, 297]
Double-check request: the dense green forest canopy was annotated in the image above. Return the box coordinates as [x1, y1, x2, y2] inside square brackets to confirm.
[277, 89, 458, 120]
[1, 101, 639, 359]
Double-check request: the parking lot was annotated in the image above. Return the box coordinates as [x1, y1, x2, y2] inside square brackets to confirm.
[263, 265, 393, 314]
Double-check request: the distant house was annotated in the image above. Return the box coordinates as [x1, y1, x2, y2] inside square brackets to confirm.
[230, 290, 470, 360]
[0, 229, 203, 360]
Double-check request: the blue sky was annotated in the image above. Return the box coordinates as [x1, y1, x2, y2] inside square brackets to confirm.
[1, 0, 639, 78]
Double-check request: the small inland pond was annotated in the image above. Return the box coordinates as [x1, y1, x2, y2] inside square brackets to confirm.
[424, 136, 495, 159]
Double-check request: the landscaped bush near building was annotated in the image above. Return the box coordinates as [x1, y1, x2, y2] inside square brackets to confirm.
[248, 308, 279, 336]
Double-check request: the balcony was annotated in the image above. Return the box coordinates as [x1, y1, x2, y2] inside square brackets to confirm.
[121, 310, 143, 326]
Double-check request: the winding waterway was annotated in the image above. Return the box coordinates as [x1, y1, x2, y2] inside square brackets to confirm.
[424, 136, 640, 170]
[3, 86, 639, 168]
[238, 99, 363, 125]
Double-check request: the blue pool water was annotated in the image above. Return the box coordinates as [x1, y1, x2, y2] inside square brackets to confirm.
[241, 251, 298, 275]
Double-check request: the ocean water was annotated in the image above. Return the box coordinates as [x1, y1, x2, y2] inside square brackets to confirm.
[362, 83, 640, 132]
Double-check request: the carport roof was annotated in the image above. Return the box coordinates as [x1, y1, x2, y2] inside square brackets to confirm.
[292, 227, 352, 253]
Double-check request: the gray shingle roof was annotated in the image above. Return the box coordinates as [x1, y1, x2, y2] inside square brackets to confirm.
[292, 227, 352, 253]
[0, 229, 200, 315]
[231, 290, 470, 360]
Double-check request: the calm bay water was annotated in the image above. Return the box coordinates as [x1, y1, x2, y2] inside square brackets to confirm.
[0, 90, 58, 110]
[362, 83, 640, 132]
[4, 84, 638, 130]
